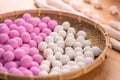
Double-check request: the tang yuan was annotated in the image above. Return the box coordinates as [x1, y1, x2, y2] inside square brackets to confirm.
[62, 21, 70, 30]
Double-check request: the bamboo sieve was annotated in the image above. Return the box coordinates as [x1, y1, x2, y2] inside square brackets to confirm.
[0, 9, 111, 80]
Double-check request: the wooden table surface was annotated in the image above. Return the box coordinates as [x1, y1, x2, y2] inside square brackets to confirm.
[0, 0, 120, 80]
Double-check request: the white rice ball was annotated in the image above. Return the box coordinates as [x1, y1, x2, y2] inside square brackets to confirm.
[74, 47, 83, 53]
[38, 42, 47, 51]
[56, 40, 65, 49]
[84, 51, 95, 59]
[74, 51, 83, 58]
[58, 30, 67, 38]
[73, 42, 82, 48]
[51, 67, 61, 73]
[67, 61, 76, 66]
[82, 40, 92, 47]
[54, 25, 63, 32]
[52, 60, 62, 68]
[67, 33, 75, 38]
[47, 42, 57, 50]
[77, 62, 85, 68]
[77, 31, 87, 38]
[65, 37, 76, 47]
[41, 60, 51, 67]
[43, 48, 53, 58]
[60, 55, 70, 64]
[65, 47, 74, 53]
[84, 57, 94, 65]
[54, 36, 64, 42]
[49, 71, 59, 76]
[49, 32, 58, 39]
[65, 50, 74, 59]
[61, 68, 70, 73]
[47, 55, 56, 63]
[91, 46, 101, 56]
[40, 64, 50, 72]
[67, 27, 76, 34]
[39, 70, 48, 76]
[83, 46, 91, 52]
[76, 36, 85, 43]
[54, 47, 64, 54]
[54, 52, 62, 60]
[71, 65, 80, 70]
[61, 65, 71, 71]
[45, 36, 54, 43]
[62, 21, 71, 30]
[75, 56, 85, 63]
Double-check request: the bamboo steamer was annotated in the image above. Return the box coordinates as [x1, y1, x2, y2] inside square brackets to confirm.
[0, 9, 111, 80]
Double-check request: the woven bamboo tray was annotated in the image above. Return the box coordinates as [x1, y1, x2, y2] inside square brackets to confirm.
[0, 9, 111, 80]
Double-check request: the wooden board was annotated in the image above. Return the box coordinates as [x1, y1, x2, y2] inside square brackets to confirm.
[0, 0, 120, 80]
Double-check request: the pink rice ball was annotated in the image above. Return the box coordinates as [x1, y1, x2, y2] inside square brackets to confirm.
[0, 44, 3, 48]
[9, 30, 20, 38]
[30, 61, 39, 68]
[33, 36, 43, 44]
[18, 67, 27, 71]
[21, 32, 31, 43]
[14, 37, 23, 46]
[0, 63, 3, 66]
[0, 48, 5, 59]
[41, 16, 51, 24]
[3, 51, 14, 62]
[38, 22, 47, 32]
[2, 45, 14, 51]
[42, 28, 51, 36]
[24, 22, 34, 33]
[0, 23, 9, 34]
[22, 44, 30, 48]
[7, 39, 18, 49]
[29, 48, 39, 56]
[20, 55, 33, 68]
[33, 54, 43, 64]
[14, 60, 20, 67]
[48, 20, 58, 30]
[9, 68, 23, 76]
[38, 33, 47, 41]
[30, 67, 40, 76]
[22, 13, 32, 22]
[4, 19, 13, 26]
[28, 17, 41, 27]
[14, 18, 25, 26]
[0, 59, 5, 65]
[0, 66, 8, 73]
[17, 26, 26, 34]
[21, 69, 33, 76]
[0, 23, 6, 27]
[14, 48, 26, 60]
[33, 27, 40, 34]
[0, 33, 9, 44]
[30, 32, 37, 39]
[9, 24, 18, 30]
[4, 61, 17, 70]
[28, 40, 37, 47]
[20, 47, 29, 55]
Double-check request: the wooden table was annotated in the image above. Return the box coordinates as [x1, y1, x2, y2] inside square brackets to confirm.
[0, 0, 120, 80]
